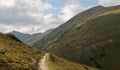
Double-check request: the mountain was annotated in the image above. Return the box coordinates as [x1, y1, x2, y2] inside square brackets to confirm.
[26, 29, 54, 47]
[32, 5, 120, 70]
[0, 33, 98, 70]
[10, 31, 41, 42]
[0, 33, 43, 70]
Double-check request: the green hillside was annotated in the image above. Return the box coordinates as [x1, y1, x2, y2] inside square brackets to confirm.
[33, 5, 120, 49]
[33, 5, 120, 70]
[46, 54, 98, 70]
[26, 29, 54, 47]
[0, 33, 44, 70]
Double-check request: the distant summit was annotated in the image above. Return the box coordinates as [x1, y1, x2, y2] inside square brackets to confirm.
[26, 28, 54, 47]
[10, 31, 41, 42]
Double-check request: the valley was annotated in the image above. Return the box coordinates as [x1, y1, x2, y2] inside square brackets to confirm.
[0, 5, 120, 70]
[28, 5, 120, 70]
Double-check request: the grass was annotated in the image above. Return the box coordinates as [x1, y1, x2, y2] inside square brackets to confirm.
[46, 54, 56, 70]
[0, 33, 44, 70]
[26, 29, 54, 47]
[46, 54, 98, 70]
[100, 9, 120, 16]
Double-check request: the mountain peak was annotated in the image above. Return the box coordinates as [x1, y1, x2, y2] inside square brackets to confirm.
[10, 31, 42, 42]
[96, 5, 104, 7]
[11, 30, 19, 33]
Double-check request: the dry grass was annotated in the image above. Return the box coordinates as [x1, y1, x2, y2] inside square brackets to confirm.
[46, 54, 98, 70]
[0, 33, 44, 70]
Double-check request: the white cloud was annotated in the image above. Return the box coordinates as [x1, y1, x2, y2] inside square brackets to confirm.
[0, 0, 56, 34]
[44, 14, 63, 24]
[0, 0, 15, 7]
[0, 0, 84, 34]
[98, 0, 120, 6]
[60, 0, 84, 21]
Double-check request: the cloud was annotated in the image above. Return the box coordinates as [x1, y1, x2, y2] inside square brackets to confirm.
[44, 14, 63, 24]
[0, 0, 56, 34]
[0, 0, 54, 25]
[0, 0, 84, 34]
[0, 0, 15, 7]
[0, 25, 7, 32]
[60, 0, 84, 21]
[98, 0, 120, 6]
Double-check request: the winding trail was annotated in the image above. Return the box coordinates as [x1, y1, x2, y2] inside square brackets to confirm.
[38, 53, 49, 70]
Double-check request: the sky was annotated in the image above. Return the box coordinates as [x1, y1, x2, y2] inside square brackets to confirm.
[0, 0, 120, 34]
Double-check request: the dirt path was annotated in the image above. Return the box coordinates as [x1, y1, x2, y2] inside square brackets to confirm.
[38, 54, 49, 70]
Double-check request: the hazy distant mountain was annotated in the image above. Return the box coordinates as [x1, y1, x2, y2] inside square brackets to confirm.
[32, 5, 120, 70]
[26, 29, 54, 47]
[10, 31, 41, 42]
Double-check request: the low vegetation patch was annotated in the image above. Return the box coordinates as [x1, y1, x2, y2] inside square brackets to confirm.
[0, 50, 5, 55]
[46, 54, 98, 70]
[0, 33, 44, 70]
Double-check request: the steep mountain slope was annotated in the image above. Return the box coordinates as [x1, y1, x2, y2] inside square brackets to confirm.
[10, 31, 41, 42]
[33, 5, 120, 48]
[26, 29, 54, 47]
[33, 5, 120, 70]
[0, 33, 43, 70]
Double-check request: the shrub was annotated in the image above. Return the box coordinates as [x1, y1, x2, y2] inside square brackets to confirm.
[0, 50, 5, 55]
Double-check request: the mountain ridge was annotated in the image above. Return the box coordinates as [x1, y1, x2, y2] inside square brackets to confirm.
[10, 31, 41, 42]
[32, 5, 120, 70]
[33, 5, 120, 49]
[26, 28, 54, 47]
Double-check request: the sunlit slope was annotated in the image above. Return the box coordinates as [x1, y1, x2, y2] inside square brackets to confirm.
[33, 5, 120, 49]
[0, 33, 43, 70]
[26, 29, 54, 47]
[46, 54, 98, 70]
[33, 5, 120, 70]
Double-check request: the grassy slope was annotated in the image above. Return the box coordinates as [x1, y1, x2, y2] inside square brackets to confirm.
[33, 5, 120, 49]
[26, 29, 54, 47]
[32, 6, 106, 48]
[48, 10, 120, 70]
[0, 33, 44, 70]
[46, 54, 98, 70]
[36, 6, 120, 70]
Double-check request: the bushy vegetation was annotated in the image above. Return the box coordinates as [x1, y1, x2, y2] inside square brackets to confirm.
[0, 50, 5, 55]
[0, 33, 44, 70]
